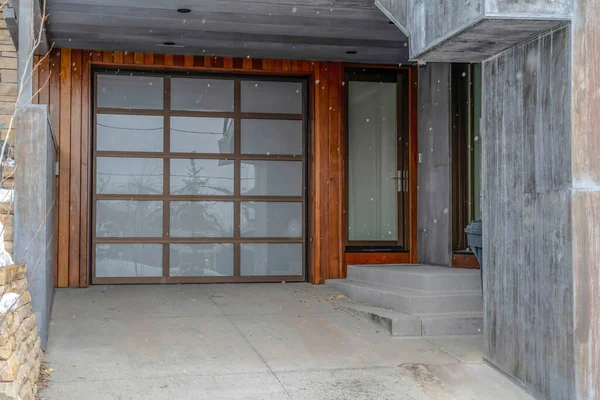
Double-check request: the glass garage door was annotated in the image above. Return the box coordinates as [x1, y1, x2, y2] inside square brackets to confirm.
[92, 71, 306, 283]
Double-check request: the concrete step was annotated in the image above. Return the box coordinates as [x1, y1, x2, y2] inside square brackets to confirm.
[327, 279, 482, 315]
[339, 301, 484, 336]
[347, 264, 482, 292]
[417, 312, 484, 336]
[339, 302, 421, 336]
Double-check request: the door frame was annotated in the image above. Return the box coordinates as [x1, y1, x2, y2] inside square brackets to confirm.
[341, 65, 418, 267]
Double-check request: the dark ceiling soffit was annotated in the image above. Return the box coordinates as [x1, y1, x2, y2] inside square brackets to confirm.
[5, 0, 51, 55]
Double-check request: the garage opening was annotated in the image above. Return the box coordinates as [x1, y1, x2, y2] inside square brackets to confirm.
[91, 71, 307, 284]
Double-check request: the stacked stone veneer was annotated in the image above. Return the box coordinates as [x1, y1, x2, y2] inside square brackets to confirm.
[0, 265, 42, 400]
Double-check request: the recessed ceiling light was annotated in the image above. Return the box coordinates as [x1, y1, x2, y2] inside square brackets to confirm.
[388, 21, 394, 24]
[163, 41, 176, 46]
[177, 8, 191, 13]
[346, 50, 357, 55]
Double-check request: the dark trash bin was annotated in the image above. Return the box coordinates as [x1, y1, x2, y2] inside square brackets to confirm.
[465, 220, 482, 291]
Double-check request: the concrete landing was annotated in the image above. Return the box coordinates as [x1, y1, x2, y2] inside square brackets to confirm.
[327, 265, 483, 336]
[40, 283, 530, 400]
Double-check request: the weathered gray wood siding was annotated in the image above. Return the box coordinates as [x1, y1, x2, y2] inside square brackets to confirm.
[482, 26, 574, 400]
[412, 19, 564, 63]
[486, 0, 571, 15]
[409, 0, 484, 58]
[571, 0, 600, 397]
[375, 0, 408, 35]
[14, 105, 57, 349]
[44, 0, 409, 64]
[417, 63, 452, 266]
[402, 0, 570, 61]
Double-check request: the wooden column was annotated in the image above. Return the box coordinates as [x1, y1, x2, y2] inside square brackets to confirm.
[572, 0, 600, 397]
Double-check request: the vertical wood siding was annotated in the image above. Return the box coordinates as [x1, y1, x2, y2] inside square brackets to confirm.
[34, 49, 351, 287]
[482, 26, 574, 400]
[572, 0, 600, 397]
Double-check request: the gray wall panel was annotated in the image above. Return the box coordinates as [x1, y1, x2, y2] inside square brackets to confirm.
[482, 26, 575, 400]
[14, 105, 57, 350]
[417, 63, 452, 267]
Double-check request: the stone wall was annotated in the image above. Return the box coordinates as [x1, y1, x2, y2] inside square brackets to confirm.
[0, 265, 42, 400]
[0, 163, 14, 257]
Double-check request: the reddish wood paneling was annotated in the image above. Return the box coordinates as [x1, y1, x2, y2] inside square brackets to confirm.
[451, 253, 480, 269]
[32, 56, 39, 105]
[37, 56, 50, 106]
[69, 49, 82, 287]
[328, 64, 343, 279]
[57, 48, 71, 288]
[124, 51, 134, 64]
[79, 51, 91, 287]
[113, 51, 124, 64]
[345, 252, 412, 265]
[144, 53, 155, 65]
[408, 67, 419, 264]
[39, 49, 415, 287]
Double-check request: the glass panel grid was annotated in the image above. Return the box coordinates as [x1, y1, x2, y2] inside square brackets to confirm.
[96, 244, 163, 278]
[93, 72, 306, 282]
[171, 117, 234, 154]
[96, 157, 163, 195]
[171, 78, 235, 112]
[170, 201, 234, 238]
[170, 243, 234, 277]
[97, 74, 164, 110]
[241, 119, 303, 155]
[97, 114, 164, 152]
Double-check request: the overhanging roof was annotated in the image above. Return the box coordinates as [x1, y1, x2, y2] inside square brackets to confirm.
[42, 0, 409, 64]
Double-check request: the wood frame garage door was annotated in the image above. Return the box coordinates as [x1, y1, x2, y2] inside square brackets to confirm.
[92, 70, 307, 284]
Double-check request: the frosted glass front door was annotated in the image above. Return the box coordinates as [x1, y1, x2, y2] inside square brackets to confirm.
[347, 81, 398, 242]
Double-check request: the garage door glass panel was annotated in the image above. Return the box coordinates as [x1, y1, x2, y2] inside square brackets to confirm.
[241, 81, 302, 114]
[170, 159, 234, 196]
[96, 114, 163, 152]
[241, 202, 303, 238]
[170, 244, 234, 277]
[97, 75, 163, 110]
[95, 244, 163, 277]
[170, 201, 234, 237]
[96, 157, 163, 195]
[96, 200, 163, 237]
[170, 117, 234, 154]
[241, 243, 303, 276]
[241, 119, 303, 155]
[171, 78, 234, 112]
[241, 161, 302, 196]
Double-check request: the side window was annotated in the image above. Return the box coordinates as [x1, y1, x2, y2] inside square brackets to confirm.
[451, 64, 482, 254]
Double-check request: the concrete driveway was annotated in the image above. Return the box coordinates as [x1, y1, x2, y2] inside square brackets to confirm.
[39, 283, 532, 400]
